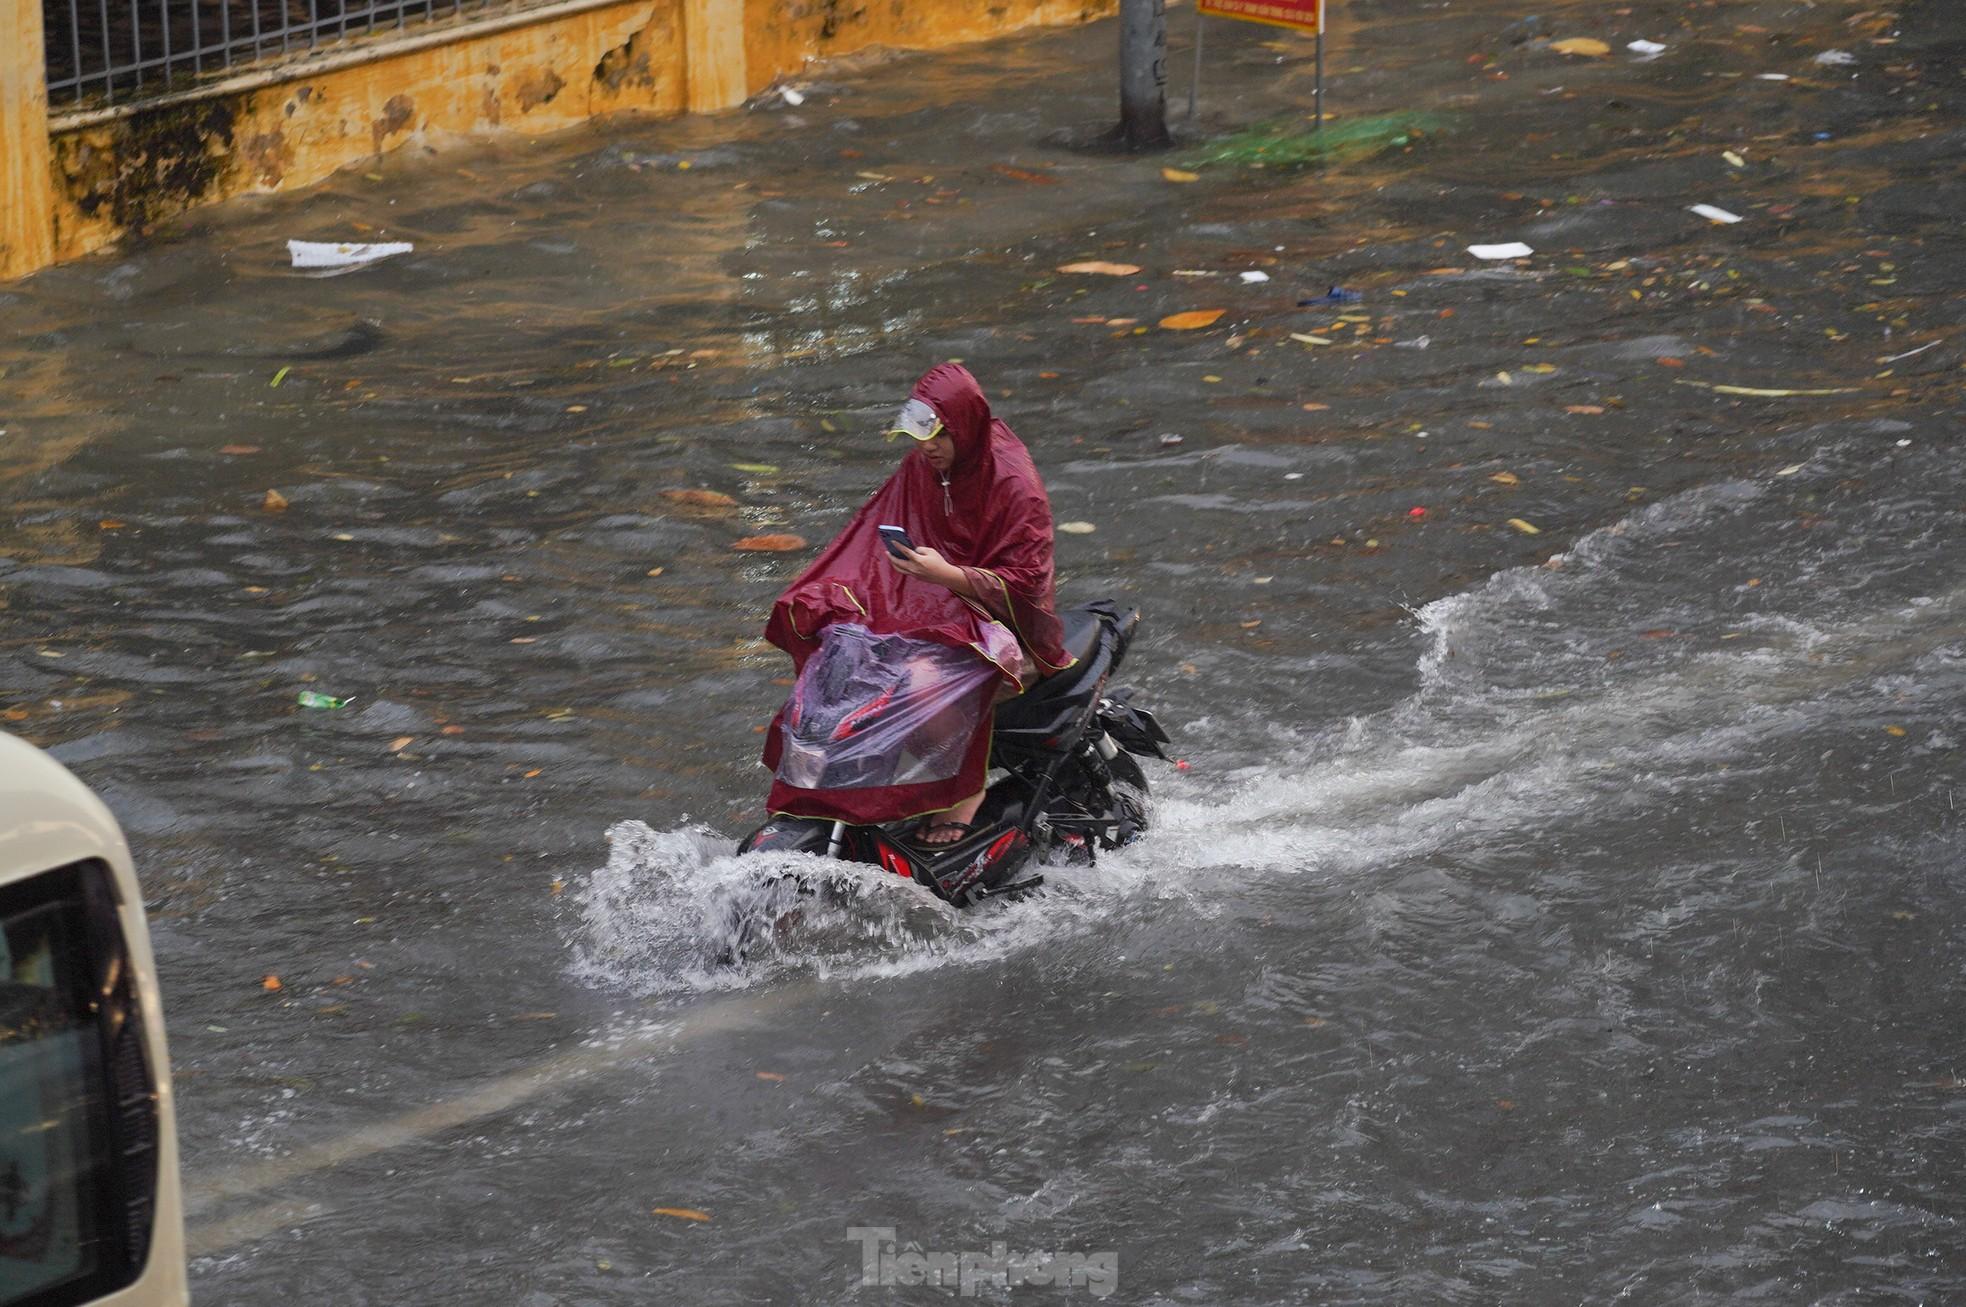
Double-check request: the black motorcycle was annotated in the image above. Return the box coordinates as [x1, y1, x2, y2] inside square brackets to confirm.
[736, 601, 1169, 907]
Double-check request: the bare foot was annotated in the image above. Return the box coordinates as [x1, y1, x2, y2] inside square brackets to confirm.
[919, 791, 985, 844]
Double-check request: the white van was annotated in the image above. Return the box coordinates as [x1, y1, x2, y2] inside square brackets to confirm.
[0, 734, 186, 1307]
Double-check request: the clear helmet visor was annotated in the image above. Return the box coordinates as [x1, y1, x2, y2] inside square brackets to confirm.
[884, 397, 945, 442]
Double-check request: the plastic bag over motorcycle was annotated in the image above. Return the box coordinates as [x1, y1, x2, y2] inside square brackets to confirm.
[773, 625, 1001, 795]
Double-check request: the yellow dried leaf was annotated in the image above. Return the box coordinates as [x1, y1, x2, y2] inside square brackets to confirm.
[1506, 518, 1541, 535]
[662, 489, 738, 508]
[262, 489, 290, 513]
[651, 1207, 712, 1222]
[732, 534, 808, 552]
[261, 974, 283, 992]
[1160, 309, 1226, 331]
[1490, 471, 1520, 486]
[388, 736, 413, 752]
[1885, 725, 1907, 737]
[1161, 167, 1199, 183]
[1057, 261, 1142, 276]
[1551, 37, 1611, 56]
[755, 1071, 787, 1082]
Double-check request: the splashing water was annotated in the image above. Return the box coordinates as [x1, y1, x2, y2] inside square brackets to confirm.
[570, 816, 1169, 995]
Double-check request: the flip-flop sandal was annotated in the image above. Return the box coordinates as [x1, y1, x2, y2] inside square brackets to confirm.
[914, 820, 978, 847]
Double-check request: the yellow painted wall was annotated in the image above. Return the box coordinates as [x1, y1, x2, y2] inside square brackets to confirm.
[16, 0, 1118, 276]
[743, 0, 1116, 95]
[1, 0, 56, 280]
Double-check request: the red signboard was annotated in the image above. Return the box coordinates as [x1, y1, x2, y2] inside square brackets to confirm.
[1198, 0, 1324, 35]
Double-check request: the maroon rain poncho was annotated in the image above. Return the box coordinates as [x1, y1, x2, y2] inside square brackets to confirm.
[760, 364, 1072, 824]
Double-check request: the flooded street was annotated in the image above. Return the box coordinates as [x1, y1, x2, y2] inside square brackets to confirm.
[4, 0, 1965, 1299]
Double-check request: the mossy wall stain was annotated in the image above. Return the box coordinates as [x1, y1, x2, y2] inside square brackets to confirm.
[371, 93, 416, 153]
[594, 24, 661, 94]
[54, 97, 242, 237]
[513, 68, 567, 112]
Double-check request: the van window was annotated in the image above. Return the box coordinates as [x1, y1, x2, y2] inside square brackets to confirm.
[0, 862, 153, 1307]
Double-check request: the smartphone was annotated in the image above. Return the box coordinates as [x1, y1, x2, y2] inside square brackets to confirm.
[878, 524, 917, 558]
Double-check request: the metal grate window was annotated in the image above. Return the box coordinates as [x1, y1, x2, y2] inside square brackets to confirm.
[42, 0, 517, 109]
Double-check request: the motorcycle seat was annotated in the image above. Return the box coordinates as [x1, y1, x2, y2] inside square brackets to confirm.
[1055, 607, 1102, 669]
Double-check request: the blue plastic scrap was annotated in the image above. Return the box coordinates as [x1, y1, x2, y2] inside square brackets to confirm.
[1298, 286, 1363, 306]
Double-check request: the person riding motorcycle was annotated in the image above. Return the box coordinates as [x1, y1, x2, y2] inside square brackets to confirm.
[760, 364, 1072, 844]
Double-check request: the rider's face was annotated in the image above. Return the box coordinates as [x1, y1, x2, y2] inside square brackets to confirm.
[917, 430, 955, 474]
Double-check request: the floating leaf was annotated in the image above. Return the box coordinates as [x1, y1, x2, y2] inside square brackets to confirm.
[99, 518, 125, 530]
[733, 534, 808, 552]
[1056, 521, 1097, 535]
[990, 163, 1059, 184]
[220, 444, 262, 456]
[1564, 404, 1605, 415]
[755, 1071, 787, 1082]
[730, 463, 779, 475]
[1160, 309, 1226, 331]
[1289, 333, 1333, 345]
[262, 489, 290, 512]
[1057, 261, 1141, 276]
[1489, 471, 1520, 486]
[1885, 725, 1907, 737]
[388, 736, 413, 752]
[1550, 37, 1611, 56]
[261, 975, 283, 992]
[269, 365, 291, 388]
[1506, 518, 1541, 535]
[651, 1207, 712, 1223]
[1161, 167, 1199, 182]
[662, 489, 737, 507]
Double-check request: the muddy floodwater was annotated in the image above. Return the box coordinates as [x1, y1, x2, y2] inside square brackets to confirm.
[4, 0, 1965, 1301]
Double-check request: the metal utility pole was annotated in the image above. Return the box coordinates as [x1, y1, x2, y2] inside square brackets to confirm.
[1118, 0, 1172, 150]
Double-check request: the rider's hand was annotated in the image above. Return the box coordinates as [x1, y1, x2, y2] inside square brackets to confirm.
[888, 544, 964, 591]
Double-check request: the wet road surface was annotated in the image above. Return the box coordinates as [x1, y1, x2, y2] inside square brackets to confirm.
[3, 0, 1965, 1301]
